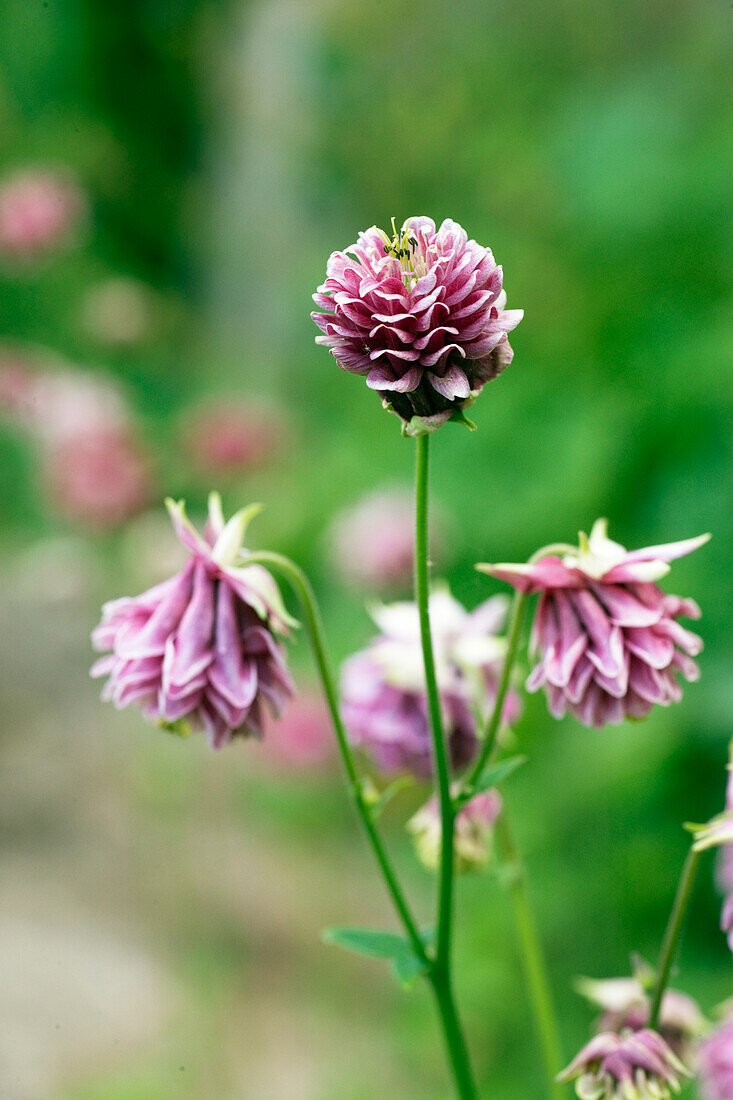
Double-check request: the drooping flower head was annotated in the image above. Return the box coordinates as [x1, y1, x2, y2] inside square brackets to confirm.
[340, 587, 520, 777]
[699, 1013, 733, 1100]
[91, 494, 296, 749]
[408, 786, 502, 873]
[479, 520, 709, 729]
[576, 973, 706, 1062]
[312, 217, 522, 435]
[557, 1029, 691, 1099]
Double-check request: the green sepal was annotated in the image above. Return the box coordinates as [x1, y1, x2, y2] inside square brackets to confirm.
[158, 718, 191, 738]
[456, 754, 526, 808]
[448, 408, 477, 431]
[391, 951, 427, 990]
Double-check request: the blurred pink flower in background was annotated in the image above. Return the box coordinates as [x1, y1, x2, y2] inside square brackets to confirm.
[699, 1014, 733, 1100]
[408, 787, 502, 872]
[0, 345, 154, 531]
[181, 398, 282, 479]
[327, 487, 443, 591]
[262, 692, 334, 770]
[0, 169, 85, 261]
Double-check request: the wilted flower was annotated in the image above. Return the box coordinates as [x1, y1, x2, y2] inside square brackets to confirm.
[576, 974, 706, 1062]
[699, 1014, 733, 1100]
[557, 1029, 691, 1099]
[181, 398, 282, 478]
[312, 217, 522, 435]
[91, 494, 295, 748]
[480, 519, 709, 728]
[327, 487, 442, 591]
[408, 787, 502, 872]
[0, 169, 84, 260]
[340, 588, 520, 777]
[44, 426, 152, 532]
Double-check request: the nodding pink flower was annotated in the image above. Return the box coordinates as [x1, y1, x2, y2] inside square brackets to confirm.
[91, 494, 296, 749]
[0, 169, 84, 260]
[182, 399, 282, 478]
[575, 975, 706, 1062]
[479, 519, 709, 729]
[408, 787, 502, 873]
[699, 1014, 733, 1100]
[43, 426, 153, 532]
[557, 1029, 691, 1099]
[328, 488, 442, 591]
[340, 588, 520, 777]
[312, 217, 522, 435]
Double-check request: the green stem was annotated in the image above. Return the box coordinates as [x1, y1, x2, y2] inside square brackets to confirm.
[496, 809, 564, 1100]
[243, 550, 427, 966]
[414, 434, 478, 1100]
[648, 845, 702, 1030]
[414, 433, 455, 971]
[463, 589, 527, 793]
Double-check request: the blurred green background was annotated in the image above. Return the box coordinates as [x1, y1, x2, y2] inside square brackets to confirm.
[0, 1, 731, 1097]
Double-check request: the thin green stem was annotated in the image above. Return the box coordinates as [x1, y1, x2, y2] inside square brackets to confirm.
[496, 809, 564, 1100]
[414, 434, 479, 1100]
[414, 433, 455, 972]
[463, 590, 527, 793]
[429, 969, 479, 1100]
[243, 550, 427, 966]
[648, 845, 702, 1030]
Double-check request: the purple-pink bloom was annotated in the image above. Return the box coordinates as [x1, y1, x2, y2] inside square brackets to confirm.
[557, 1029, 690, 1098]
[91, 494, 295, 749]
[312, 217, 522, 435]
[699, 1015, 733, 1100]
[0, 169, 84, 261]
[480, 519, 709, 729]
[340, 589, 520, 777]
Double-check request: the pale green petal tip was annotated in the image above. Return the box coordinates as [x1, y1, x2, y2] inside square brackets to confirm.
[212, 502, 264, 567]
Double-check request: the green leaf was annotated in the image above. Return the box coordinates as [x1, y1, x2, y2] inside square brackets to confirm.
[322, 927, 411, 960]
[391, 951, 427, 990]
[457, 755, 526, 806]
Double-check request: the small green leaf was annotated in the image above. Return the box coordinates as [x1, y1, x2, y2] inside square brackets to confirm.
[448, 408, 478, 431]
[322, 927, 410, 960]
[457, 755, 526, 806]
[391, 951, 427, 990]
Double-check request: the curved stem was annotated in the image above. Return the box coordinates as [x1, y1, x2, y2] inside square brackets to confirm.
[648, 845, 702, 1030]
[414, 434, 455, 971]
[243, 550, 427, 965]
[463, 589, 527, 793]
[496, 809, 564, 1100]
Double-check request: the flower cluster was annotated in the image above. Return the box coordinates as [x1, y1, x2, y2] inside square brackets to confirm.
[91, 495, 295, 748]
[340, 588, 520, 777]
[312, 217, 522, 434]
[558, 1029, 691, 1099]
[481, 519, 709, 728]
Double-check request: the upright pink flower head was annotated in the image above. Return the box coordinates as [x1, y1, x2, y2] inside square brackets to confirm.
[340, 588, 520, 777]
[91, 494, 296, 749]
[0, 169, 84, 261]
[312, 217, 522, 435]
[699, 1014, 733, 1100]
[557, 1029, 690, 1099]
[480, 520, 709, 729]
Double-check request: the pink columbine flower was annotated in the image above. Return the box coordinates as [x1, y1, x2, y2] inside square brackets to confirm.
[327, 487, 442, 591]
[557, 1029, 691, 1099]
[479, 519, 709, 729]
[312, 217, 522, 435]
[699, 1014, 733, 1100]
[576, 975, 706, 1062]
[182, 398, 282, 479]
[340, 588, 520, 777]
[0, 169, 84, 260]
[262, 691, 334, 770]
[408, 787, 502, 873]
[91, 494, 296, 749]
